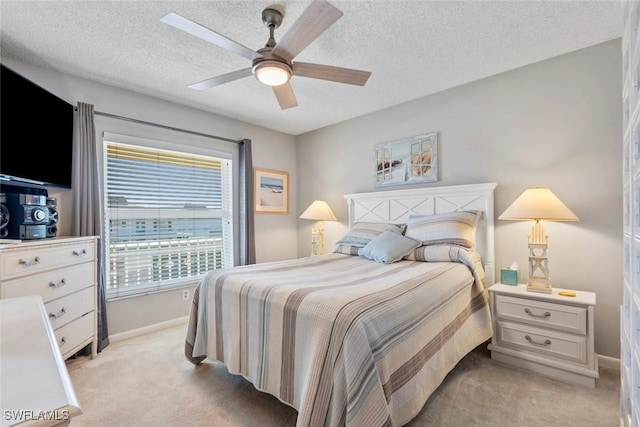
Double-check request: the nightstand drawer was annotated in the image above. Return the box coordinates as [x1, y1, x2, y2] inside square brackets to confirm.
[496, 320, 588, 364]
[495, 294, 587, 334]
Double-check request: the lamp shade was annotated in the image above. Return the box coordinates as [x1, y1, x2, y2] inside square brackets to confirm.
[498, 187, 578, 221]
[300, 200, 337, 221]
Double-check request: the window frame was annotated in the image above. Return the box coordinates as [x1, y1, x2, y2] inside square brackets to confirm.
[100, 131, 240, 300]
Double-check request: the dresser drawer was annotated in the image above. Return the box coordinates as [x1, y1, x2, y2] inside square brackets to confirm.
[0, 240, 95, 281]
[45, 286, 95, 330]
[1, 262, 95, 303]
[495, 294, 587, 334]
[496, 320, 588, 364]
[54, 312, 95, 358]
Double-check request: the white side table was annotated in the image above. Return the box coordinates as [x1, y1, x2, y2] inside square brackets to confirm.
[487, 283, 599, 387]
[0, 295, 82, 426]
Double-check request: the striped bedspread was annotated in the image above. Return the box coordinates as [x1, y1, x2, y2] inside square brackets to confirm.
[185, 249, 493, 427]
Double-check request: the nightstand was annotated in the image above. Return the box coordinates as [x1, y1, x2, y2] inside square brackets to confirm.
[487, 283, 599, 387]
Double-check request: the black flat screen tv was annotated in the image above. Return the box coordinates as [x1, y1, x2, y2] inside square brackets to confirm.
[1, 64, 74, 189]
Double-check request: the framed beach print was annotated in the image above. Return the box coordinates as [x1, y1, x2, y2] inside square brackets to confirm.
[374, 132, 438, 188]
[254, 168, 289, 214]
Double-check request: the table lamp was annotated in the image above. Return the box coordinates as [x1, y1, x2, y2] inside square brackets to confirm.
[300, 200, 337, 256]
[498, 187, 578, 293]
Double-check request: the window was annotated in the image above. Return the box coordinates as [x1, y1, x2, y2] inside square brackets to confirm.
[375, 147, 392, 183]
[103, 138, 234, 298]
[409, 139, 433, 177]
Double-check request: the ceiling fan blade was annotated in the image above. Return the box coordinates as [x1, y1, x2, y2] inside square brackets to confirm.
[188, 68, 253, 91]
[293, 62, 371, 86]
[161, 12, 262, 61]
[272, 82, 298, 109]
[272, 0, 343, 63]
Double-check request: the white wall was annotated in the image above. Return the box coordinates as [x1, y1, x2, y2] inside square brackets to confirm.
[2, 39, 623, 354]
[1, 57, 298, 334]
[295, 40, 622, 358]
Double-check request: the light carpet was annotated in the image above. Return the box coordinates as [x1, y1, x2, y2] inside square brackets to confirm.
[65, 322, 620, 426]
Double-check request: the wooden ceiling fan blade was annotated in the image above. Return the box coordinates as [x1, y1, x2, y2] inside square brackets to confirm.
[161, 12, 262, 61]
[271, 0, 343, 63]
[293, 62, 371, 86]
[188, 68, 253, 91]
[273, 82, 298, 109]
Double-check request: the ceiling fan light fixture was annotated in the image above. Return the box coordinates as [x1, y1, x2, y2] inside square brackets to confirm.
[253, 60, 292, 86]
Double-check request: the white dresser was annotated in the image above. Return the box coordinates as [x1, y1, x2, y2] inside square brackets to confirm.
[0, 236, 98, 360]
[487, 283, 598, 387]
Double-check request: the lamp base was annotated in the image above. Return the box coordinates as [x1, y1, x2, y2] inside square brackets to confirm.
[526, 281, 552, 294]
[527, 224, 551, 294]
[310, 224, 324, 256]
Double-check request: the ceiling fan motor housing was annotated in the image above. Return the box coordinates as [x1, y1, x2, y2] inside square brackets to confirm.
[251, 7, 292, 86]
[262, 8, 283, 29]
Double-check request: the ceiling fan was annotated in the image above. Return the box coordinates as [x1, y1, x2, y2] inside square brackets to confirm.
[160, 0, 371, 110]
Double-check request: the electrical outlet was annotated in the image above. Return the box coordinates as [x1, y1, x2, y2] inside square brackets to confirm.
[182, 289, 189, 301]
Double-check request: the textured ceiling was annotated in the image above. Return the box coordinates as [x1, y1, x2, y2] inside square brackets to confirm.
[0, 1, 622, 136]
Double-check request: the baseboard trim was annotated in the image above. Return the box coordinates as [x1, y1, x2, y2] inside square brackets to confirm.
[108, 317, 622, 371]
[109, 316, 189, 343]
[598, 354, 620, 370]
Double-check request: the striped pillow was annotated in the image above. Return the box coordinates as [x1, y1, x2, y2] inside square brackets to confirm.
[333, 244, 362, 256]
[333, 222, 406, 254]
[404, 211, 481, 248]
[404, 244, 487, 288]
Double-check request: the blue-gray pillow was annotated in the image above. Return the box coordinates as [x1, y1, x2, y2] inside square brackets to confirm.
[358, 230, 422, 264]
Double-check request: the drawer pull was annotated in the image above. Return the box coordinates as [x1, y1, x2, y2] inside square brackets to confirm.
[73, 249, 87, 256]
[60, 337, 67, 346]
[525, 335, 552, 347]
[49, 279, 67, 288]
[524, 308, 551, 319]
[19, 256, 41, 267]
[49, 307, 67, 319]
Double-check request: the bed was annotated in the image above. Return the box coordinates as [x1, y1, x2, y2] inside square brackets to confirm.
[185, 182, 497, 426]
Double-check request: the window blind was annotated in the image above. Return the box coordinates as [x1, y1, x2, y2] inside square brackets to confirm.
[104, 141, 233, 298]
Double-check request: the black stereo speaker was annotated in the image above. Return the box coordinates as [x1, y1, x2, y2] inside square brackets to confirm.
[0, 194, 9, 239]
[5, 193, 49, 240]
[46, 197, 58, 238]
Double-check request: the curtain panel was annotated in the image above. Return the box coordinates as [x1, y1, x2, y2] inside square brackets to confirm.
[239, 139, 256, 265]
[72, 102, 109, 352]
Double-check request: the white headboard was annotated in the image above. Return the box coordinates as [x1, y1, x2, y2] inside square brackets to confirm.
[343, 183, 497, 284]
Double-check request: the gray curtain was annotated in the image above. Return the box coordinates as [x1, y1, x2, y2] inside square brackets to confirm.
[72, 102, 109, 351]
[239, 139, 256, 265]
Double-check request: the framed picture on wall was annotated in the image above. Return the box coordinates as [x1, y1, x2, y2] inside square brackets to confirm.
[374, 132, 438, 187]
[254, 168, 289, 214]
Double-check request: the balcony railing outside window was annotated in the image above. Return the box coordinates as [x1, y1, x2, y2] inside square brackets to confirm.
[104, 140, 233, 298]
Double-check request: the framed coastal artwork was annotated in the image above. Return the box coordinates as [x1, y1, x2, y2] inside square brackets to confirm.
[373, 132, 438, 188]
[254, 168, 289, 214]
